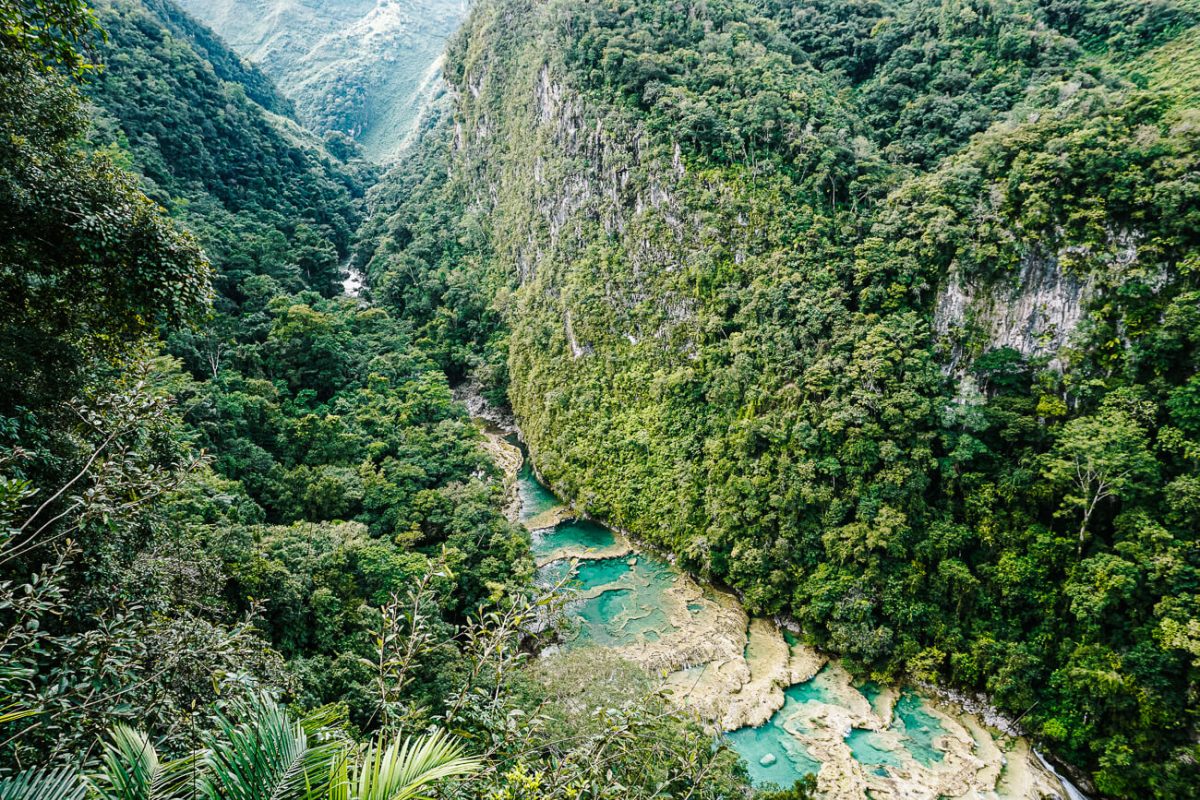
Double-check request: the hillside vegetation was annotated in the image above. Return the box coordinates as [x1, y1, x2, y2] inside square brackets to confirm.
[360, 0, 1200, 795]
[0, 1, 750, 798]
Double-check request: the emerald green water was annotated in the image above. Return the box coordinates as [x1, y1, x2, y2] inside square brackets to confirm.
[724, 674, 837, 788]
[846, 729, 906, 771]
[572, 557, 632, 588]
[735, 669, 952, 786]
[726, 715, 822, 788]
[518, 460, 560, 524]
[842, 691, 947, 772]
[525, 469, 679, 647]
[889, 692, 948, 767]
[783, 667, 846, 707]
[521, 462, 957, 790]
[536, 548, 679, 646]
[576, 585, 672, 645]
[533, 518, 618, 557]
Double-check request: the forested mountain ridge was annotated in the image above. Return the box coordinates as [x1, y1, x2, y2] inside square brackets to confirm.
[86, 0, 366, 291]
[173, 0, 470, 161]
[3, 0, 525, 749]
[0, 2, 756, 798]
[360, 0, 1200, 795]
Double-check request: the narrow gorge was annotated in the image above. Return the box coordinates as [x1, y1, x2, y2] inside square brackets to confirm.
[1, 0, 1197, 798]
[355, 1, 1200, 794]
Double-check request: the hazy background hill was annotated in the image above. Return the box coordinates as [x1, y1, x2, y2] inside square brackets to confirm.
[174, 0, 469, 161]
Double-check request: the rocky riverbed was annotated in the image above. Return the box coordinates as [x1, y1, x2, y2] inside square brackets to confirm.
[476, 411, 1081, 800]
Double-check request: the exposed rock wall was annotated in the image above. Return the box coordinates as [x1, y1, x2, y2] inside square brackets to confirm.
[450, 24, 700, 363]
[934, 229, 1147, 372]
[936, 249, 1092, 370]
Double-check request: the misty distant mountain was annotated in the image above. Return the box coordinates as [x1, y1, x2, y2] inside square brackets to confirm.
[176, 0, 468, 160]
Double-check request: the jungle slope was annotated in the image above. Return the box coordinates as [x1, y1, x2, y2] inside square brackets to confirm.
[81, 0, 535, 726]
[1, 0, 528, 767]
[359, 0, 1200, 795]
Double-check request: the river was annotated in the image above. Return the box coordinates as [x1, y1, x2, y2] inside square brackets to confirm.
[486, 425, 1087, 800]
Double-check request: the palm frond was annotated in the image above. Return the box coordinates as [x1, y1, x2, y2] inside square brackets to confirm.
[202, 696, 341, 800]
[325, 750, 350, 800]
[91, 724, 196, 800]
[0, 766, 86, 800]
[350, 729, 480, 800]
[0, 703, 37, 726]
[297, 705, 345, 738]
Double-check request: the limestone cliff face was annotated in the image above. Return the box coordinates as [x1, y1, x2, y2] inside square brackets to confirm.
[933, 230, 1148, 372]
[443, 18, 758, 503]
[450, 36, 699, 360]
[934, 248, 1094, 371]
[441, 3, 751, 527]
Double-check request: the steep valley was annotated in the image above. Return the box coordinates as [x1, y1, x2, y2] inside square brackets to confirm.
[360, 0, 1200, 796]
[0, 0, 1197, 798]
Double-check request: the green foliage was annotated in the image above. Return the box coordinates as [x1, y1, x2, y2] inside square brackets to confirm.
[0, 767, 85, 800]
[343, 731, 481, 800]
[1037, 0, 1199, 56]
[66, 0, 531, 737]
[203, 700, 347, 800]
[357, 111, 509, 397]
[1, 1, 759, 797]
[1043, 397, 1159, 552]
[6, 697, 480, 800]
[1, 0, 530, 779]
[92, 725, 193, 800]
[136, 0, 292, 116]
[394, 574, 750, 800]
[757, 776, 817, 800]
[0, 37, 210, 411]
[365, 0, 1200, 794]
[490, 649, 749, 800]
[5, 0, 1198, 793]
[0, 0, 99, 75]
